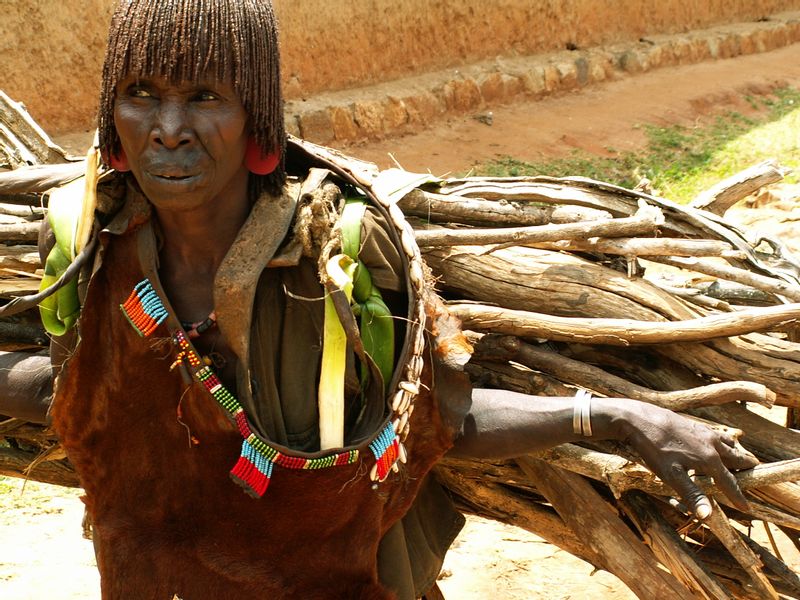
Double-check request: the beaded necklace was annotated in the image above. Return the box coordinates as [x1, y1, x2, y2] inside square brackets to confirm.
[120, 278, 399, 498]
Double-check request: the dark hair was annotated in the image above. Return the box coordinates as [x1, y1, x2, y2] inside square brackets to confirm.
[98, 0, 285, 196]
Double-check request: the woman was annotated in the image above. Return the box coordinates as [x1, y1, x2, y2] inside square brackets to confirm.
[10, 1, 759, 598]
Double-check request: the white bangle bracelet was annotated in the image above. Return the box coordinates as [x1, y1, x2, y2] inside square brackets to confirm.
[573, 389, 593, 437]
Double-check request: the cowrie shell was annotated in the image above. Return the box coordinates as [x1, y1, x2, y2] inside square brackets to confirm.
[391, 390, 405, 412]
[399, 381, 419, 396]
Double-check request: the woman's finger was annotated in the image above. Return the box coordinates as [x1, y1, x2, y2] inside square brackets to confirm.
[711, 465, 750, 512]
[662, 463, 713, 519]
[715, 437, 759, 470]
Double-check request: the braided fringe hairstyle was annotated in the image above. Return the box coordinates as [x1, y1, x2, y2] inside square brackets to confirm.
[98, 0, 286, 197]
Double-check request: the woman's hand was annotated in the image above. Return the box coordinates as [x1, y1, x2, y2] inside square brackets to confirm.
[613, 400, 760, 518]
[453, 389, 760, 519]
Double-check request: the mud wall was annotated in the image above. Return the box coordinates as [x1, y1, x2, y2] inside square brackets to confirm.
[2, 0, 800, 135]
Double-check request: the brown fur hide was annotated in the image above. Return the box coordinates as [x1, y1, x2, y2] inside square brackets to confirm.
[52, 223, 458, 600]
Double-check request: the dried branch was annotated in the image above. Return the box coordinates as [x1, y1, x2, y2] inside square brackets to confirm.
[473, 334, 776, 409]
[620, 491, 732, 600]
[649, 256, 800, 303]
[516, 456, 697, 600]
[450, 302, 800, 345]
[399, 187, 613, 226]
[702, 500, 779, 600]
[530, 237, 745, 259]
[691, 161, 789, 216]
[413, 203, 664, 247]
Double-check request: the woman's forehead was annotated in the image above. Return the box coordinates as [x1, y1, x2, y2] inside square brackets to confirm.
[117, 71, 237, 90]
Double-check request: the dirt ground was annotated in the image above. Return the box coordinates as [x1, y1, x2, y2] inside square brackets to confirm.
[344, 43, 800, 176]
[4, 43, 800, 600]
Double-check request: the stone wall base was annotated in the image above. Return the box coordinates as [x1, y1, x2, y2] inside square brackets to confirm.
[287, 12, 800, 145]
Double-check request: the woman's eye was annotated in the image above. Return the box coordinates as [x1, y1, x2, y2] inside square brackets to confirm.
[128, 87, 153, 99]
[195, 91, 219, 102]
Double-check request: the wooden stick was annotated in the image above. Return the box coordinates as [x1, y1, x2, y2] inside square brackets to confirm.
[0, 203, 44, 220]
[413, 205, 664, 247]
[541, 444, 800, 496]
[0, 90, 69, 167]
[739, 533, 800, 596]
[0, 162, 83, 195]
[695, 281, 776, 306]
[438, 175, 800, 282]
[473, 334, 776, 409]
[691, 161, 788, 216]
[465, 359, 573, 398]
[739, 497, 800, 533]
[649, 256, 800, 302]
[0, 447, 79, 488]
[423, 244, 696, 322]
[620, 491, 732, 600]
[0, 222, 40, 243]
[450, 302, 800, 345]
[433, 464, 592, 561]
[0, 193, 45, 207]
[702, 500, 779, 600]
[530, 237, 745, 259]
[749, 483, 800, 517]
[0, 245, 41, 274]
[662, 343, 800, 406]
[398, 187, 613, 226]
[516, 456, 697, 600]
[436, 178, 636, 216]
[542, 445, 800, 530]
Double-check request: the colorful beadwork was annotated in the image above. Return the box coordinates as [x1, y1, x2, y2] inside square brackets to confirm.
[120, 279, 168, 337]
[122, 284, 376, 497]
[170, 330, 360, 497]
[369, 422, 401, 482]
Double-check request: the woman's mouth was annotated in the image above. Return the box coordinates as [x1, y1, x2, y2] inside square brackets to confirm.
[149, 170, 197, 180]
[144, 170, 203, 190]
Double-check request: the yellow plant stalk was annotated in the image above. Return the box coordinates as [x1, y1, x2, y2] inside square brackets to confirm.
[318, 254, 357, 450]
[75, 145, 100, 255]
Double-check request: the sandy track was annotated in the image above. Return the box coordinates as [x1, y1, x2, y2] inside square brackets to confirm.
[347, 43, 800, 175]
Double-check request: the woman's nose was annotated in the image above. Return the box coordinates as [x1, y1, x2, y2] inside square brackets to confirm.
[150, 99, 193, 149]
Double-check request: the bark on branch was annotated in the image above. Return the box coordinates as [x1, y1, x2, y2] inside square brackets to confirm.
[531, 237, 745, 259]
[450, 302, 800, 345]
[691, 160, 789, 216]
[413, 203, 664, 247]
[398, 187, 613, 226]
[473, 334, 776, 409]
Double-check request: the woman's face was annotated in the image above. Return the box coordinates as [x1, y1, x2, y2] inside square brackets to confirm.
[114, 75, 250, 214]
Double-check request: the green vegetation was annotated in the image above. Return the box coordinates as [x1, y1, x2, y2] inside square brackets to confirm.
[0, 476, 14, 495]
[476, 87, 800, 204]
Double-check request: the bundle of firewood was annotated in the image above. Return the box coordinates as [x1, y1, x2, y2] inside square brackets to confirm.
[3, 92, 800, 599]
[407, 169, 800, 600]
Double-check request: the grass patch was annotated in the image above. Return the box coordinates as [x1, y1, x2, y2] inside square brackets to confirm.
[0, 476, 14, 495]
[475, 87, 800, 203]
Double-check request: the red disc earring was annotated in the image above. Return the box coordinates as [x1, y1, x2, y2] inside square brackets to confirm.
[104, 147, 130, 172]
[245, 138, 280, 175]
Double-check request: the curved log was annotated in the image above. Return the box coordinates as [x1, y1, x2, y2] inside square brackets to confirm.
[473, 334, 776, 409]
[414, 205, 663, 247]
[449, 302, 800, 346]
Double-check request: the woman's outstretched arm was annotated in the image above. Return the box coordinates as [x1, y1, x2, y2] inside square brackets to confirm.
[0, 351, 53, 424]
[450, 387, 760, 518]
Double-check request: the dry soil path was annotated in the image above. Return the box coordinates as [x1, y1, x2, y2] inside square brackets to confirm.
[347, 43, 800, 176]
